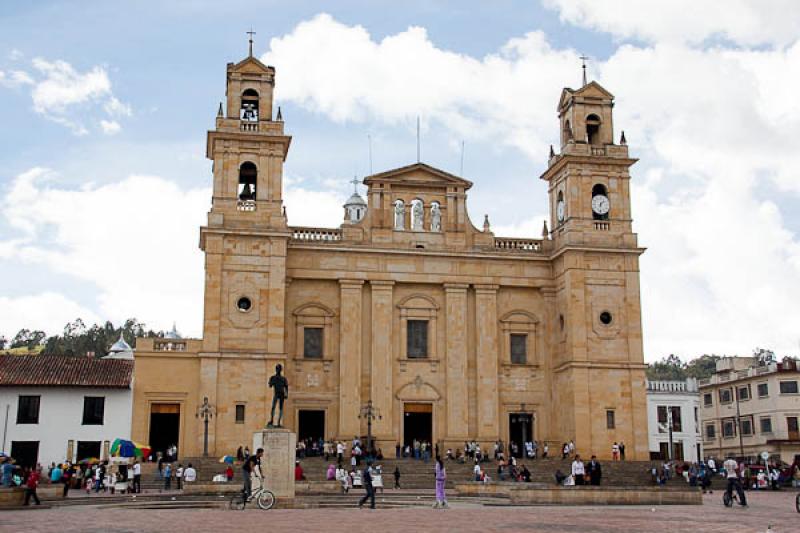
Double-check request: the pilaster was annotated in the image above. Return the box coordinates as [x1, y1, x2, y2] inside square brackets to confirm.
[444, 283, 469, 440]
[474, 284, 499, 439]
[338, 279, 364, 437]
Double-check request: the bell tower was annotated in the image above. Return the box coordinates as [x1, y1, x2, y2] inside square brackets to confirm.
[540, 80, 649, 460]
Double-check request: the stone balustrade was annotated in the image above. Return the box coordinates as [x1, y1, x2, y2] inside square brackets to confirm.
[237, 200, 256, 211]
[154, 341, 188, 352]
[593, 221, 610, 231]
[493, 237, 542, 252]
[291, 227, 342, 242]
[239, 121, 259, 132]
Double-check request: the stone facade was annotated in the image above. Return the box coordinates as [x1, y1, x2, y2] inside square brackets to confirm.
[131, 55, 648, 460]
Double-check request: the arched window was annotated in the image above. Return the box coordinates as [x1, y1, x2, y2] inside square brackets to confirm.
[562, 119, 573, 144]
[410, 199, 424, 231]
[393, 199, 405, 230]
[238, 162, 257, 201]
[241, 89, 259, 121]
[591, 183, 609, 220]
[586, 114, 601, 145]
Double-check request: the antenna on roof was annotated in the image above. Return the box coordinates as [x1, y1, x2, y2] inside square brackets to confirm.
[368, 134, 373, 175]
[460, 140, 465, 176]
[416, 116, 421, 163]
[579, 54, 589, 86]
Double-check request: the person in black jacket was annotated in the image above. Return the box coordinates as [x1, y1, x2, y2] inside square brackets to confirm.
[588, 455, 602, 486]
[358, 462, 376, 509]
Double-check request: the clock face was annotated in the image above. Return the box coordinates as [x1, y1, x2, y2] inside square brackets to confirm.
[556, 200, 565, 222]
[591, 194, 610, 215]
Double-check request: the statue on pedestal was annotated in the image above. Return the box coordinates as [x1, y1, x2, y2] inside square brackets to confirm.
[268, 364, 289, 427]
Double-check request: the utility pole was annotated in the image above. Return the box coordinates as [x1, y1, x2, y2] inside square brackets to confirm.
[667, 409, 674, 461]
[196, 397, 215, 458]
[734, 386, 745, 459]
[358, 400, 382, 458]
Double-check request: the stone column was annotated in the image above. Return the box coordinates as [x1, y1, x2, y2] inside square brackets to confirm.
[338, 280, 364, 438]
[370, 281, 394, 441]
[475, 284, 499, 440]
[445, 283, 469, 442]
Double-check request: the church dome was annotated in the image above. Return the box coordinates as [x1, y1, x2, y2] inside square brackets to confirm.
[106, 332, 134, 359]
[344, 192, 366, 207]
[164, 322, 182, 339]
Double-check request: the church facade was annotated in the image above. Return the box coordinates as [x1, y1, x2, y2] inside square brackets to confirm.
[131, 52, 649, 460]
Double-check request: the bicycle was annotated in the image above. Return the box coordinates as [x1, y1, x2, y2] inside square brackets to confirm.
[229, 483, 275, 511]
[795, 492, 799, 513]
[722, 490, 738, 507]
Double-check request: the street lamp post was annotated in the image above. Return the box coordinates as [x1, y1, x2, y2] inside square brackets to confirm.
[358, 400, 382, 458]
[196, 396, 216, 458]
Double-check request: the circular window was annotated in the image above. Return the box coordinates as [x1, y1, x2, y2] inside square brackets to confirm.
[599, 311, 613, 325]
[237, 297, 252, 312]
[559, 314, 565, 331]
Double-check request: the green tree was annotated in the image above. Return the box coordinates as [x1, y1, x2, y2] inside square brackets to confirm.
[685, 354, 721, 380]
[646, 354, 687, 380]
[41, 318, 166, 357]
[10, 329, 46, 350]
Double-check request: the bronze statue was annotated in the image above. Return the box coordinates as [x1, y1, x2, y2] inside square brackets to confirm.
[268, 363, 288, 427]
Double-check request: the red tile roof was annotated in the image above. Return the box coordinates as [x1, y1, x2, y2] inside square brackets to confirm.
[0, 355, 133, 388]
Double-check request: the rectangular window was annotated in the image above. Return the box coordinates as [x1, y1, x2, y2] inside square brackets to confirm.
[606, 410, 615, 429]
[510, 334, 527, 364]
[719, 388, 732, 404]
[82, 397, 105, 425]
[16, 396, 40, 424]
[235, 404, 245, 424]
[779, 380, 799, 394]
[760, 417, 772, 434]
[657, 405, 668, 433]
[406, 320, 428, 358]
[722, 418, 736, 438]
[303, 327, 323, 358]
[705, 423, 716, 439]
[740, 417, 753, 436]
[757, 383, 769, 398]
[703, 393, 713, 407]
[670, 406, 682, 432]
[737, 385, 751, 401]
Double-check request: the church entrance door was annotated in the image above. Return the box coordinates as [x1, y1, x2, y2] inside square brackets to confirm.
[298, 409, 325, 442]
[149, 403, 180, 459]
[403, 403, 432, 447]
[508, 413, 533, 457]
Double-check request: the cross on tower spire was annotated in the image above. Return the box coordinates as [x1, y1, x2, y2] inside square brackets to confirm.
[350, 175, 360, 193]
[247, 28, 256, 57]
[579, 55, 589, 86]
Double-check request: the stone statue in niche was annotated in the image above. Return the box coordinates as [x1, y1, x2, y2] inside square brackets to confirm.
[394, 201, 404, 230]
[267, 363, 289, 427]
[412, 200, 424, 230]
[430, 203, 441, 232]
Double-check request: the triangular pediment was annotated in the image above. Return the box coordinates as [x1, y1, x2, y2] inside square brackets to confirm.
[363, 162, 472, 190]
[228, 55, 273, 75]
[559, 81, 614, 110]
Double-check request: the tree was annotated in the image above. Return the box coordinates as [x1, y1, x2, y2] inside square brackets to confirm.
[40, 318, 166, 357]
[10, 329, 46, 350]
[646, 354, 687, 381]
[685, 354, 721, 380]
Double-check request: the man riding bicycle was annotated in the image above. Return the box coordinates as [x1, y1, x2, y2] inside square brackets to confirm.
[723, 457, 747, 507]
[243, 448, 264, 497]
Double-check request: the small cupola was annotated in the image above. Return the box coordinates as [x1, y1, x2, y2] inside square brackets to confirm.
[105, 331, 134, 360]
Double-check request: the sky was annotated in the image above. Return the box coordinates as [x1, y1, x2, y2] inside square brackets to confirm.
[1, 0, 800, 361]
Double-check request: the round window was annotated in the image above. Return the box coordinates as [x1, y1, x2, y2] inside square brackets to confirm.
[237, 297, 252, 312]
[599, 311, 613, 325]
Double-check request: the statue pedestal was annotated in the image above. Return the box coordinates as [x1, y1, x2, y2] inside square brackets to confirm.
[253, 427, 296, 499]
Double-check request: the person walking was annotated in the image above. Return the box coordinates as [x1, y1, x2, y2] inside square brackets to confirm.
[393, 466, 401, 489]
[175, 464, 184, 490]
[357, 462, 376, 509]
[619, 441, 626, 461]
[23, 467, 41, 506]
[163, 463, 172, 491]
[433, 456, 448, 509]
[62, 464, 73, 498]
[132, 460, 141, 493]
[543, 443, 549, 459]
[723, 457, 747, 506]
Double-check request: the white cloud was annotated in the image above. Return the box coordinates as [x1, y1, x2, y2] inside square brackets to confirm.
[544, 0, 800, 47]
[0, 58, 131, 135]
[99, 119, 121, 135]
[284, 186, 345, 227]
[263, 14, 800, 359]
[0, 292, 101, 340]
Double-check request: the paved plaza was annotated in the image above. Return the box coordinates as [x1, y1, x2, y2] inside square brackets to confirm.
[0, 492, 797, 533]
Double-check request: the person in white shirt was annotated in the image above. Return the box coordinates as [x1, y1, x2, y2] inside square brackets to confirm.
[571, 454, 586, 485]
[473, 463, 481, 481]
[183, 464, 197, 485]
[723, 458, 746, 506]
[707, 457, 716, 473]
[175, 464, 184, 490]
[132, 461, 142, 493]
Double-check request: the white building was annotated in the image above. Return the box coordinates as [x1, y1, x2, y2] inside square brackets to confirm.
[646, 379, 702, 462]
[0, 336, 134, 467]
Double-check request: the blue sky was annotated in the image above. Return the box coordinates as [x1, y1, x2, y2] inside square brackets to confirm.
[2, 1, 800, 360]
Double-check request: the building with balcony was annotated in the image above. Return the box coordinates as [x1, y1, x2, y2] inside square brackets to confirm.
[646, 379, 701, 462]
[699, 356, 800, 464]
[131, 47, 650, 461]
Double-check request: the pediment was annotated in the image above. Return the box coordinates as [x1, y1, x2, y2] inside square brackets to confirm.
[559, 81, 614, 110]
[228, 56, 274, 75]
[363, 162, 472, 190]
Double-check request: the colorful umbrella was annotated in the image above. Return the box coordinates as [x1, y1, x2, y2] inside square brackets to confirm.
[219, 455, 235, 464]
[110, 438, 151, 459]
[78, 457, 100, 465]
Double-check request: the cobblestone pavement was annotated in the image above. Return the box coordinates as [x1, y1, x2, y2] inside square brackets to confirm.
[1, 492, 796, 533]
